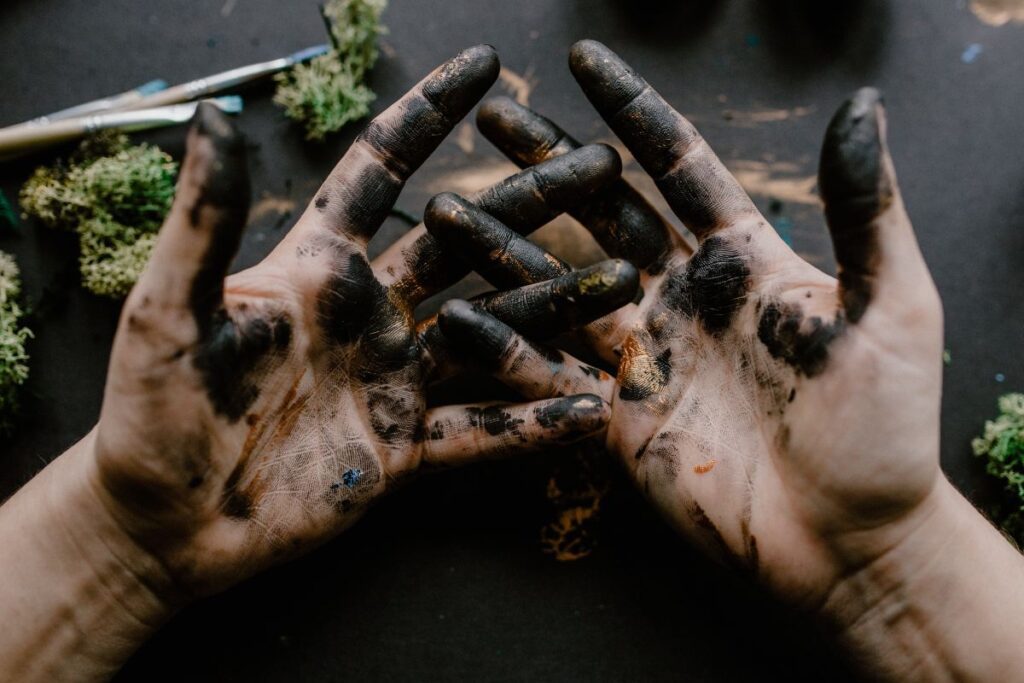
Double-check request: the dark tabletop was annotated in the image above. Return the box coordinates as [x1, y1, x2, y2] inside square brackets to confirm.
[2, 0, 1023, 680]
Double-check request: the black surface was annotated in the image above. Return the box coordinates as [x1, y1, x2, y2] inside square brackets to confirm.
[2, 1, 1023, 680]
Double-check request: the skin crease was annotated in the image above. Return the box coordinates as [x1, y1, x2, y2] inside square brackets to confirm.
[450, 41, 947, 613]
[85, 45, 631, 601]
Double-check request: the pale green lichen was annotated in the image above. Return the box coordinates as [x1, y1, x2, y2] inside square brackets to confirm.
[274, 0, 387, 141]
[19, 133, 178, 298]
[973, 393, 1024, 542]
[0, 251, 31, 434]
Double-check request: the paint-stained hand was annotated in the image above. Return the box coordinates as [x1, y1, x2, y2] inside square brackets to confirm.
[84, 47, 627, 598]
[439, 41, 945, 607]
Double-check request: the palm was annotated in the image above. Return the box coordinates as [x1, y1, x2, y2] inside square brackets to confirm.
[436, 41, 944, 604]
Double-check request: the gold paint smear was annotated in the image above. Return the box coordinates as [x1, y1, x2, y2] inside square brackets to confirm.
[249, 194, 296, 222]
[540, 453, 608, 562]
[454, 122, 475, 155]
[971, 0, 1024, 25]
[728, 160, 820, 206]
[499, 66, 536, 106]
[723, 106, 815, 127]
[426, 159, 519, 196]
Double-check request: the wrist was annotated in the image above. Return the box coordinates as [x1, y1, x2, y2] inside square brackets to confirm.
[0, 431, 178, 681]
[822, 477, 1024, 681]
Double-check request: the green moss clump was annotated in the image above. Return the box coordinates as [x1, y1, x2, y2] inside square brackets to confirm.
[0, 251, 31, 434]
[973, 393, 1024, 541]
[19, 133, 178, 298]
[274, 0, 387, 141]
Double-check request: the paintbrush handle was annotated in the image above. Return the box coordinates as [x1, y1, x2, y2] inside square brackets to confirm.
[0, 103, 202, 158]
[1, 80, 169, 132]
[122, 58, 292, 110]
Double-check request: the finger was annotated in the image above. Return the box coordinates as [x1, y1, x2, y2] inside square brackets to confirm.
[417, 259, 637, 380]
[373, 144, 621, 304]
[477, 95, 685, 266]
[129, 102, 249, 335]
[419, 394, 610, 468]
[438, 300, 615, 401]
[819, 88, 928, 324]
[475, 259, 639, 339]
[569, 40, 760, 240]
[423, 198, 637, 361]
[424, 192, 570, 289]
[301, 45, 499, 246]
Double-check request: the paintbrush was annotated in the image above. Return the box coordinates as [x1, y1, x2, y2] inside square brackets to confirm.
[0, 97, 243, 159]
[118, 44, 330, 110]
[5, 79, 170, 130]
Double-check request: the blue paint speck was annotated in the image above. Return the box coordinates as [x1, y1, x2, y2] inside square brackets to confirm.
[745, 34, 761, 48]
[342, 468, 363, 488]
[774, 217, 793, 246]
[995, 373, 1006, 383]
[961, 43, 983, 64]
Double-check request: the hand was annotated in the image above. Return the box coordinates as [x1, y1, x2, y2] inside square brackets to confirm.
[431, 41, 945, 609]
[84, 46, 634, 600]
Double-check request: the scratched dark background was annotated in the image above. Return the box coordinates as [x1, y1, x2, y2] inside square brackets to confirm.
[2, 0, 1023, 680]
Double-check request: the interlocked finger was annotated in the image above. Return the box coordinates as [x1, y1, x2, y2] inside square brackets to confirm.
[477, 95, 687, 267]
[373, 144, 621, 305]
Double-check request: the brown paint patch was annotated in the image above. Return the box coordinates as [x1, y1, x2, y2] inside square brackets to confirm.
[722, 106, 815, 127]
[454, 121, 475, 155]
[248, 194, 295, 223]
[693, 458, 718, 474]
[426, 159, 519, 196]
[729, 160, 820, 206]
[498, 66, 536, 105]
[971, 0, 1024, 24]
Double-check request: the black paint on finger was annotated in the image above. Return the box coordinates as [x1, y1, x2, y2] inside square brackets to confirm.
[569, 40, 649, 122]
[477, 95, 577, 164]
[478, 96, 672, 271]
[186, 102, 251, 334]
[438, 299, 566, 377]
[569, 40, 757, 238]
[437, 299, 515, 371]
[819, 88, 891, 323]
[533, 394, 609, 442]
[319, 45, 499, 240]
[425, 192, 568, 288]
[467, 405, 526, 437]
[391, 144, 619, 302]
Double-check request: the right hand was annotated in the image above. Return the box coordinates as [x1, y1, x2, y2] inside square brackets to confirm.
[430, 40, 946, 611]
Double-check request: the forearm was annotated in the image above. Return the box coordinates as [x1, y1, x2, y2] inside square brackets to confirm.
[0, 432, 174, 682]
[824, 477, 1024, 682]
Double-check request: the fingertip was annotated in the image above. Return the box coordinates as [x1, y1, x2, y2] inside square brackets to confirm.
[437, 298, 478, 331]
[550, 144, 622, 195]
[423, 44, 501, 119]
[575, 259, 641, 306]
[569, 40, 646, 117]
[183, 101, 249, 211]
[476, 95, 522, 130]
[819, 87, 893, 231]
[423, 192, 470, 235]
[438, 299, 514, 367]
[536, 392, 611, 438]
